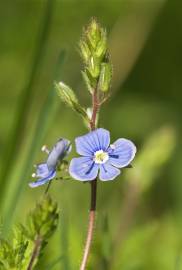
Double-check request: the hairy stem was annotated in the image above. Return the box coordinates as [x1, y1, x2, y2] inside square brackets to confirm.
[80, 180, 97, 270]
[27, 235, 42, 270]
[80, 88, 99, 270]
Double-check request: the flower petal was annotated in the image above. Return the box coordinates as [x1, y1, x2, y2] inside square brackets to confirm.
[99, 162, 120, 181]
[109, 139, 136, 168]
[47, 138, 71, 170]
[36, 163, 49, 178]
[75, 128, 110, 156]
[69, 157, 99, 181]
[29, 170, 56, 188]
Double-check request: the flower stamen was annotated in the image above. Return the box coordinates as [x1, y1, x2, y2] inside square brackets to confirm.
[94, 150, 109, 164]
[41, 145, 50, 154]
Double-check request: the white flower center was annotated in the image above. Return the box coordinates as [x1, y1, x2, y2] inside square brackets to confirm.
[94, 150, 109, 164]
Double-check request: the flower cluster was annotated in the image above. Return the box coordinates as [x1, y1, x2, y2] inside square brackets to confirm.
[29, 20, 136, 189]
[29, 129, 136, 187]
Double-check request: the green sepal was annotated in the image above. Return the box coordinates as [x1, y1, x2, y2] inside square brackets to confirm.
[87, 56, 101, 79]
[81, 70, 94, 94]
[79, 40, 91, 64]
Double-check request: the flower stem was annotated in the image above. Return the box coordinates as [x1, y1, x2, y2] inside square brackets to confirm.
[27, 235, 42, 270]
[80, 88, 99, 270]
[44, 180, 52, 194]
[80, 180, 97, 270]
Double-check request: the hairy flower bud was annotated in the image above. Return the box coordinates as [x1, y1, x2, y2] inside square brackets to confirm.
[95, 29, 107, 59]
[79, 18, 112, 94]
[87, 18, 101, 50]
[98, 62, 112, 92]
[55, 82, 88, 120]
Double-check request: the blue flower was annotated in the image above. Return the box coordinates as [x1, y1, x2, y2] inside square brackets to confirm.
[69, 128, 136, 181]
[29, 138, 71, 188]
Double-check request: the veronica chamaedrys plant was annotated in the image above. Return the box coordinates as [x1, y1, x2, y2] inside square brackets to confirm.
[56, 18, 137, 270]
[29, 138, 71, 188]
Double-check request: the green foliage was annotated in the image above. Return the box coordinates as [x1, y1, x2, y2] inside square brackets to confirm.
[114, 217, 182, 270]
[1, 50, 66, 233]
[0, 196, 59, 270]
[0, 0, 55, 207]
[115, 222, 159, 270]
[126, 126, 176, 192]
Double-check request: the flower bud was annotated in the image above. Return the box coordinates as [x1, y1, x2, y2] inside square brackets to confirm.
[87, 18, 101, 50]
[98, 62, 112, 92]
[55, 82, 88, 119]
[79, 19, 111, 95]
[56, 82, 78, 107]
[95, 29, 107, 59]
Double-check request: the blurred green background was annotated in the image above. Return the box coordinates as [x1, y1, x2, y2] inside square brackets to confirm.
[0, 0, 182, 269]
